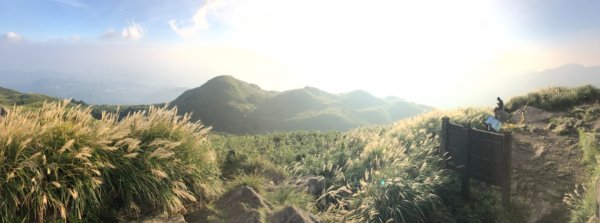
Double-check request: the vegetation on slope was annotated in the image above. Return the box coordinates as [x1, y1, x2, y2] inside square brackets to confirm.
[0, 86, 59, 108]
[565, 130, 599, 223]
[10, 85, 600, 222]
[171, 75, 431, 134]
[564, 104, 600, 223]
[0, 85, 159, 121]
[0, 101, 220, 222]
[506, 85, 600, 111]
[209, 107, 514, 222]
[89, 104, 158, 120]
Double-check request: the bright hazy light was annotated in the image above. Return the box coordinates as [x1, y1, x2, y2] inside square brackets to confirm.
[177, 0, 528, 107]
[4, 0, 595, 108]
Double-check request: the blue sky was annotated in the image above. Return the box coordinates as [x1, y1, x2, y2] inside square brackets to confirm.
[2, 0, 598, 43]
[0, 0, 213, 42]
[1, 0, 600, 107]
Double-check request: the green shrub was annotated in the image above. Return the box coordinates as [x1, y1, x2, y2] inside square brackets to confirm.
[0, 101, 221, 222]
[506, 85, 600, 111]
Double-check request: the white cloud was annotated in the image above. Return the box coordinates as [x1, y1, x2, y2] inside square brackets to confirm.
[70, 35, 81, 41]
[121, 21, 144, 41]
[169, 0, 226, 38]
[1, 32, 23, 43]
[99, 22, 144, 41]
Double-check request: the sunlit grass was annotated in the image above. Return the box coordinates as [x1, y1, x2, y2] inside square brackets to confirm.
[506, 85, 600, 111]
[212, 107, 498, 222]
[0, 101, 221, 222]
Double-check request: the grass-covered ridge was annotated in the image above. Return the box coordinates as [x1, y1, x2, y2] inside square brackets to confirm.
[0, 86, 59, 108]
[0, 101, 221, 222]
[506, 85, 600, 111]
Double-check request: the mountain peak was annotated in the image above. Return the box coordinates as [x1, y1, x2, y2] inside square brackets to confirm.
[206, 75, 240, 85]
[202, 75, 265, 91]
[209, 75, 236, 81]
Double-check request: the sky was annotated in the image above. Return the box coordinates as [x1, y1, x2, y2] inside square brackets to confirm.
[1, 0, 600, 107]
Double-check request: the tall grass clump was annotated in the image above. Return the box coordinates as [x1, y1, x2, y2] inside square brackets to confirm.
[311, 108, 495, 222]
[506, 85, 600, 111]
[566, 131, 600, 222]
[0, 101, 221, 222]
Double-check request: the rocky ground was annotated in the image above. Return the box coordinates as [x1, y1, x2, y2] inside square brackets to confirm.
[508, 105, 597, 223]
[129, 176, 325, 223]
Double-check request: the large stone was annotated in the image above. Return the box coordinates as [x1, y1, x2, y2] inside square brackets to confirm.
[270, 206, 320, 223]
[511, 106, 556, 124]
[553, 124, 573, 135]
[293, 176, 326, 197]
[214, 186, 273, 210]
[495, 110, 512, 122]
[186, 186, 273, 223]
[530, 126, 544, 134]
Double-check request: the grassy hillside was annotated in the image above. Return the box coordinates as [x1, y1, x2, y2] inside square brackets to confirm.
[0, 86, 59, 108]
[4, 85, 600, 222]
[171, 75, 276, 134]
[506, 85, 600, 111]
[0, 86, 149, 119]
[171, 76, 431, 134]
[208, 108, 510, 223]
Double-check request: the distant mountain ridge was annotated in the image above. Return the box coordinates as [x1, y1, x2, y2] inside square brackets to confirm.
[507, 63, 600, 98]
[170, 75, 432, 134]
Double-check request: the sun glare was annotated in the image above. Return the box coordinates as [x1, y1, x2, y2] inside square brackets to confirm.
[213, 0, 518, 105]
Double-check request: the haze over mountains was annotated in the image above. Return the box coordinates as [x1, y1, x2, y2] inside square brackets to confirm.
[0, 75, 432, 134]
[2, 63, 600, 107]
[515, 64, 600, 93]
[0, 70, 187, 105]
[1, 63, 600, 133]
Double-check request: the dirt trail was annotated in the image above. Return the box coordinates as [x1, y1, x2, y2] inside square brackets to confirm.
[508, 107, 587, 223]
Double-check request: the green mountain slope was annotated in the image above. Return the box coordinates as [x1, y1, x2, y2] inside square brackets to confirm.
[170, 76, 431, 134]
[171, 75, 276, 133]
[0, 86, 59, 108]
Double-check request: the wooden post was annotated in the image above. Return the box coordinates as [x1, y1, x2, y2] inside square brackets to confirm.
[502, 132, 512, 208]
[462, 123, 471, 200]
[441, 117, 449, 168]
